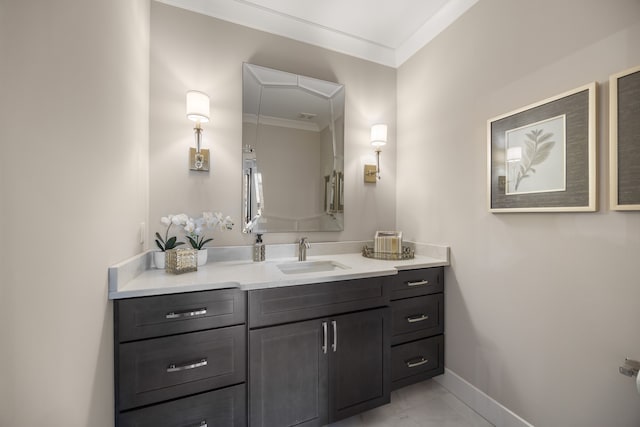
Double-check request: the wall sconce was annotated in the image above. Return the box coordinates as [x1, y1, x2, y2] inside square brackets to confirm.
[364, 124, 387, 182]
[186, 90, 210, 172]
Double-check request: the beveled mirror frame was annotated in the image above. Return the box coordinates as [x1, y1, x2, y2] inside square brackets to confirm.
[242, 63, 345, 233]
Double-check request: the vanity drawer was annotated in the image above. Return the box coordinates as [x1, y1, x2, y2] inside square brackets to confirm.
[391, 294, 443, 345]
[118, 325, 246, 410]
[116, 288, 246, 342]
[248, 277, 389, 328]
[391, 335, 444, 390]
[117, 384, 246, 427]
[390, 267, 443, 300]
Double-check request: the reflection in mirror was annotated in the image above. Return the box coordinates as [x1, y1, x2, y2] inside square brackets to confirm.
[242, 146, 263, 232]
[242, 63, 345, 233]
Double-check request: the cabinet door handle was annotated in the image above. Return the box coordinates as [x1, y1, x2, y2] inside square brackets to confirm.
[165, 308, 207, 319]
[407, 314, 429, 323]
[406, 357, 429, 368]
[322, 321, 328, 354]
[331, 320, 337, 352]
[184, 422, 207, 427]
[166, 358, 208, 373]
[406, 280, 429, 287]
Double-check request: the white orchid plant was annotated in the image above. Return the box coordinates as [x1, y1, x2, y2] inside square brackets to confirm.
[156, 212, 234, 252]
[184, 211, 234, 250]
[155, 214, 189, 251]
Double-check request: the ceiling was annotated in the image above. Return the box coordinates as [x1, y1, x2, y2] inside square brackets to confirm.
[156, 0, 479, 68]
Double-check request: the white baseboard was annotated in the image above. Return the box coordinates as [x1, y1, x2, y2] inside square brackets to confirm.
[434, 368, 534, 427]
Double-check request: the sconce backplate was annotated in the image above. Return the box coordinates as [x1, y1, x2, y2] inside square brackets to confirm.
[189, 147, 210, 172]
[364, 164, 377, 183]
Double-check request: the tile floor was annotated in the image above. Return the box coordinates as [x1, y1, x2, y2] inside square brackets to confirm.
[329, 379, 494, 427]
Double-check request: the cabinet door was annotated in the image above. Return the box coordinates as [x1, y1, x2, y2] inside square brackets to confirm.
[328, 307, 391, 422]
[249, 319, 329, 427]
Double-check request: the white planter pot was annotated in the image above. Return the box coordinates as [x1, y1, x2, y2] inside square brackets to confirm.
[153, 251, 165, 269]
[197, 249, 208, 266]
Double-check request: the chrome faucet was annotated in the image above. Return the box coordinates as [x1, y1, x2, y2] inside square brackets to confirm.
[298, 237, 310, 261]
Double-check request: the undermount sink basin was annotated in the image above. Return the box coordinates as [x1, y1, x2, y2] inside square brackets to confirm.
[276, 260, 349, 275]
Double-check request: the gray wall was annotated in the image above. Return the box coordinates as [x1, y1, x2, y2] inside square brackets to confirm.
[0, 0, 150, 426]
[149, 2, 397, 246]
[397, 0, 640, 425]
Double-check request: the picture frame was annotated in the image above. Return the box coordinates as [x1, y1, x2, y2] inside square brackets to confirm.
[609, 65, 640, 211]
[487, 82, 597, 212]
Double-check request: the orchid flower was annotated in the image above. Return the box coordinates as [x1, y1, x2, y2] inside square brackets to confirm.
[184, 211, 234, 250]
[155, 213, 186, 252]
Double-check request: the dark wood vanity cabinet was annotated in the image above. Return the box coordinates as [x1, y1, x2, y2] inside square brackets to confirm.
[111, 266, 445, 426]
[248, 277, 391, 427]
[113, 288, 247, 427]
[389, 267, 445, 390]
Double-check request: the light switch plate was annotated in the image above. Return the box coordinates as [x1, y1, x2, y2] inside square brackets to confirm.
[139, 222, 145, 245]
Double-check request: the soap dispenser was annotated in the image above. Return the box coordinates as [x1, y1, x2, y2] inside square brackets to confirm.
[253, 234, 265, 262]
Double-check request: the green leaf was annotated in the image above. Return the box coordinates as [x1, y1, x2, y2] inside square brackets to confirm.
[521, 140, 534, 163]
[526, 129, 542, 140]
[200, 238, 213, 247]
[532, 140, 555, 165]
[155, 240, 164, 251]
[187, 236, 198, 249]
[537, 132, 554, 143]
[155, 232, 165, 244]
[166, 236, 185, 249]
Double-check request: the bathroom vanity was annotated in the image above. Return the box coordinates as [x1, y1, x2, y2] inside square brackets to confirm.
[109, 243, 448, 427]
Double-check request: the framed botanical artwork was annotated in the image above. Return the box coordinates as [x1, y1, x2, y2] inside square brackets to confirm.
[487, 82, 597, 212]
[610, 65, 640, 210]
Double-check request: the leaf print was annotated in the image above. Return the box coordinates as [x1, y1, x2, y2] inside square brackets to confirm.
[524, 140, 536, 160]
[514, 128, 556, 191]
[532, 140, 555, 165]
[536, 132, 554, 143]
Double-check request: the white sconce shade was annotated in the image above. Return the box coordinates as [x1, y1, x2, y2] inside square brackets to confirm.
[370, 124, 388, 147]
[186, 90, 210, 172]
[186, 90, 210, 123]
[365, 123, 387, 182]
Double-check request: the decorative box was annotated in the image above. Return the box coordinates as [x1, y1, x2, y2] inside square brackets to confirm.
[374, 231, 403, 255]
[165, 248, 197, 274]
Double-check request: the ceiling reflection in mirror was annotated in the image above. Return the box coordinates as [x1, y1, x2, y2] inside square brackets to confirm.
[242, 63, 345, 233]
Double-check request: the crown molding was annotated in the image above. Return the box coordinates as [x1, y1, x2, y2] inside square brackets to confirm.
[156, 0, 478, 68]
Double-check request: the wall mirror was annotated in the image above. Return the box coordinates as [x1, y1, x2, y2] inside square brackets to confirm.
[242, 63, 345, 233]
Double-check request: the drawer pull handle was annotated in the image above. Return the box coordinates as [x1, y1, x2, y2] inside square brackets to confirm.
[167, 358, 208, 373]
[406, 280, 429, 287]
[407, 314, 429, 323]
[165, 308, 207, 319]
[185, 422, 208, 427]
[322, 321, 328, 354]
[406, 357, 429, 368]
[331, 320, 338, 352]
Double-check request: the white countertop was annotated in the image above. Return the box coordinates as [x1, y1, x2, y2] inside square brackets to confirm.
[108, 241, 449, 299]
